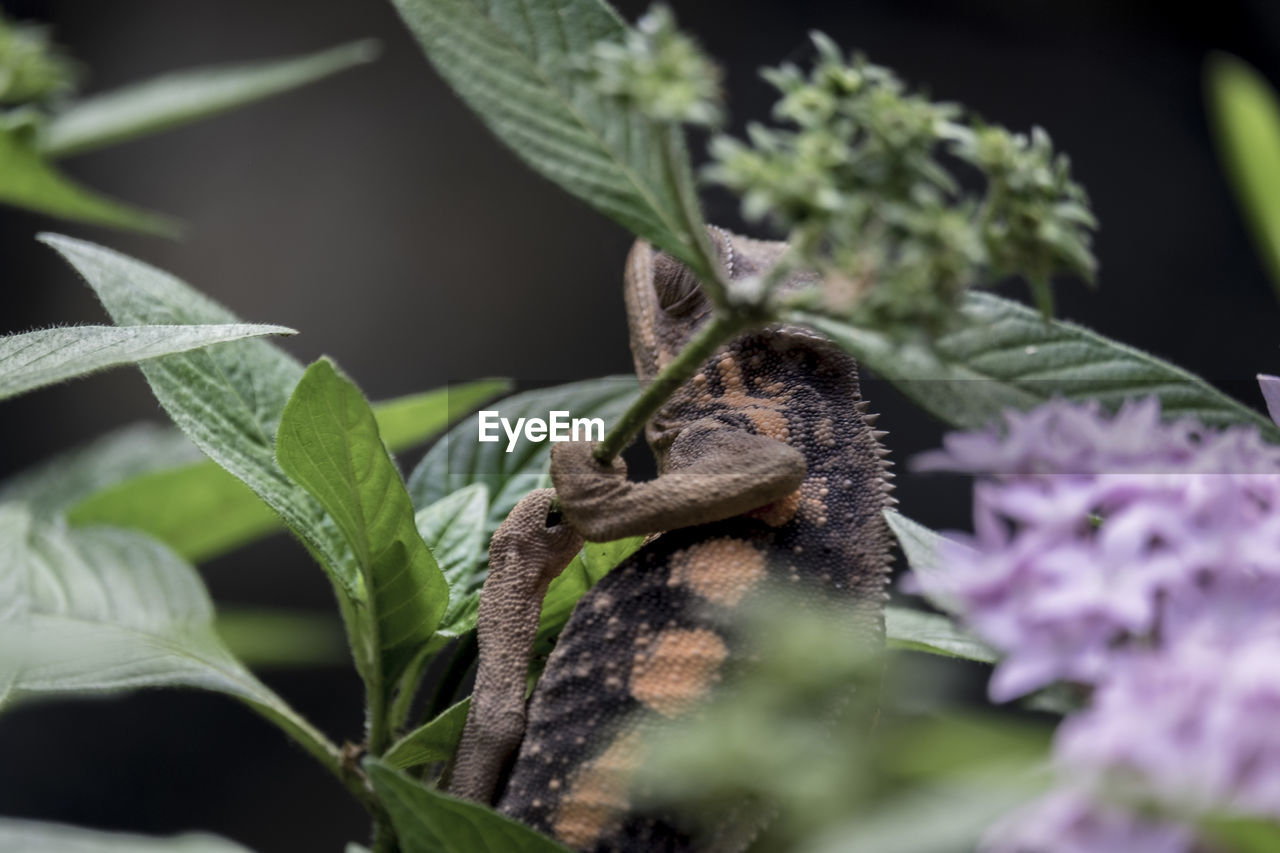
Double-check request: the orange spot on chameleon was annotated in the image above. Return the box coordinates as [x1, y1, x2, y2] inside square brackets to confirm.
[629, 627, 728, 718]
[552, 729, 647, 848]
[669, 538, 769, 605]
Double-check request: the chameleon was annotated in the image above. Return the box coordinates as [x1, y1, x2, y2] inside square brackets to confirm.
[448, 227, 895, 851]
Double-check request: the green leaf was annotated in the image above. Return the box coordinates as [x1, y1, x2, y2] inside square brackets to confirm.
[0, 323, 294, 402]
[1021, 682, 1085, 716]
[35, 237, 384, 760]
[366, 759, 570, 853]
[885, 606, 995, 664]
[1203, 815, 1280, 853]
[41, 41, 380, 159]
[0, 505, 332, 765]
[1206, 53, 1280, 297]
[407, 379, 639, 657]
[0, 506, 251, 700]
[883, 511, 969, 614]
[0, 423, 201, 517]
[884, 715, 1052, 783]
[408, 377, 639, 540]
[415, 484, 490, 634]
[383, 698, 471, 770]
[68, 463, 278, 564]
[0, 125, 175, 233]
[788, 291, 1280, 438]
[882, 515, 992, 662]
[277, 358, 448, 677]
[388, 0, 716, 279]
[63, 382, 508, 563]
[375, 380, 512, 451]
[215, 608, 347, 669]
[39, 233, 355, 594]
[0, 819, 251, 852]
[537, 535, 644, 648]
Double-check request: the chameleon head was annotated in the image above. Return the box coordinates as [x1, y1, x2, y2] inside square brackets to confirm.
[623, 227, 792, 382]
[624, 227, 846, 465]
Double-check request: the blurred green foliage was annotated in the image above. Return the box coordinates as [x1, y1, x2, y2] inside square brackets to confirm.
[1206, 53, 1280, 299]
[636, 594, 1052, 852]
[0, 12, 76, 106]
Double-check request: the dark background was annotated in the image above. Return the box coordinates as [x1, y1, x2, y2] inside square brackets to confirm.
[3, 1, 1280, 850]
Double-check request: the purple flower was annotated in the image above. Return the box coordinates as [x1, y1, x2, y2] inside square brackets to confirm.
[919, 391, 1280, 850]
[910, 397, 1280, 700]
[984, 619, 1280, 852]
[916, 396, 1280, 477]
[1057, 617, 1280, 821]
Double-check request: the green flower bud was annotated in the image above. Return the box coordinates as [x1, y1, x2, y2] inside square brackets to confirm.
[0, 13, 76, 106]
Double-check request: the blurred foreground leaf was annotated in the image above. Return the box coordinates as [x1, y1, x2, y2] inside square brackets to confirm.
[0, 125, 175, 232]
[215, 608, 346, 669]
[1206, 53, 1280, 297]
[42, 41, 378, 158]
[0, 818, 251, 852]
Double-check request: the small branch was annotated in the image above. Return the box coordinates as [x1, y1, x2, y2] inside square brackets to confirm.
[367, 674, 391, 757]
[657, 122, 727, 307]
[370, 815, 397, 853]
[594, 311, 749, 463]
[242, 694, 377, 814]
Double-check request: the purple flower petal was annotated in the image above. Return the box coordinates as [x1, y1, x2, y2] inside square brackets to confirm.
[917, 396, 1280, 847]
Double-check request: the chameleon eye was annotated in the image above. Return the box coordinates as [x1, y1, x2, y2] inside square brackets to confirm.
[652, 252, 706, 315]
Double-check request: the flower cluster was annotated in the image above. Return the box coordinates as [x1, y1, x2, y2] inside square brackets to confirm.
[588, 5, 722, 128]
[1059, 619, 1280, 819]
[705, 33, 1095, 330]
[915, 396, 1280, 700]
[0, 12, 75, 107]
[911, 391, 1280, 849]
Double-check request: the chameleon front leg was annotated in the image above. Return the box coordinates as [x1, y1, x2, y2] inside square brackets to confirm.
[448, 488, 584, 804]
[550, 419, 807, 542]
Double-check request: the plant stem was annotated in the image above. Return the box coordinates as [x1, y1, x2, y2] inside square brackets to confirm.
[593, 311, 749, 463]
[368, 675, 391, 757]
[658, 123, 725, 306]
[371, 814, 397, 853]
[365, 681, 397, 851]
[241, 694, 377, 814]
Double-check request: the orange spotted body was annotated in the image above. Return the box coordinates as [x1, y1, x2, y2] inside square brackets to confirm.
[494, 231, 894, 850]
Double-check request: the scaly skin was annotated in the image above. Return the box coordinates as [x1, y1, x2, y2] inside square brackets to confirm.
[454, 228, 894, 851]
